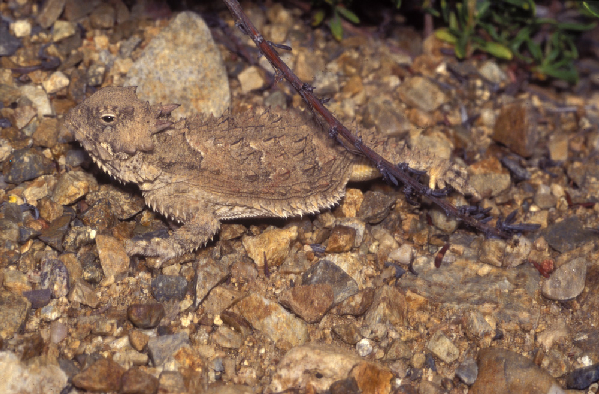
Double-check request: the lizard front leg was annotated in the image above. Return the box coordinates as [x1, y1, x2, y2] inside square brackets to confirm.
[125, 211, 220, 261]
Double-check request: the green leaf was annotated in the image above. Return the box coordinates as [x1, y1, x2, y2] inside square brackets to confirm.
[435, 28, 457, 44]
[535, 64, 578, 84]
[479, 41, 513, 59]
[329, 11, 343, 41]
[556, 22, 597, 31]
[336, 5, 360, 24]
[583, 1, 599, 18]
[312, 9, 326, 27]
[394, 0, 402, 9]
[526, 39, 543, 63]
[455, 32, 469, 58]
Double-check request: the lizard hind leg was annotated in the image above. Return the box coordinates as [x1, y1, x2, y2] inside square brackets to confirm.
[125, 211, 220, 262]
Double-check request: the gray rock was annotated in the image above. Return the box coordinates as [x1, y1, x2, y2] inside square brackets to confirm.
[0, 22, 21, 56]
[5, 149, 55, 184]
[456, 357, 478, 385]
[542, 217, 596, 253]
[40, 259, 70, 298]
[301, 260, 359, 304]
[151, 275, 188, 302]
[124, 12, 230, 119]
[147, 332, 190, 367]
[194, 256, 230, 307]
[357, 191, 396, 224]
[542, 257, 587, 301]
[0, 292, 31, 339]
[397, 77, 448, 113]
[427, 331, 459, 363]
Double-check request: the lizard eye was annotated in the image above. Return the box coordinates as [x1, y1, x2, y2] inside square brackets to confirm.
[101, 114, 116, 123]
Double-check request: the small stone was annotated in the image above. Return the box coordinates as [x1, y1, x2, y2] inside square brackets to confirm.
[363, 96, 411, 135]
[86, 184, 145, 220]
[3, 269, 31, 293]
[194, 256, 230, 307]
[20, 85, 54, 117]
[468, 157, 512, 197]
[127, 303, 165, 328]
[479, 238, 507, 267]
[129, 330, 149, 352]
[333, 323, 362, 345]
[357, 191, 396, 224]
[427, 331, 459, 363]
[279, 284, 334, 323]
[69, 280, 100, 308]
[566, 363, 599, 390]
[40, 258, 70, 298]
[548, 134, 569, 162]
[384, 340, 412, 361]
[39, 215, 71, 251]
[330, 377, 361, 394]
[0, 352, 67, 393]
[90, 4, 115, 29]
[356, 338, 373, 357]
[388, 244, 414, 265]
[158, 371, 187, 393]
[470, 348, 564, 394]
[542, 257, 587, 301]
[121, 367, 160, 394]
[0, 23, 21, 57]
[542, 216, 596, 253]
[301, 260, 359, 304]
[52, 20, 76, 41]
[364, 286, 406, 330]
[534, 184, 557, 209]
[492, 101, 537, 158]
[326, 226, 356, 253]
[242, 226, 298, 267]
[350, 362, 393, 394]
[52, 171, 98, 205]
[219, 224, 246, 240]
[6, 149, 55, 184]
[10, 20, 31, 38]
[32, 117, 59, 148]
[212, 326, 243, 349]
[478, 61, 507, 84]
[147, 332, 190, 367]
[235, 293, 309, 350]
[37, 0, 67, 28]
[238, 66, 266, 93]
[340, 189, 364, 218]
[151, 275, 188, 302]
[456, 357, 478, 385]
[81, 199, 117, 230]
[22, 289, 52, 309]
[397, 77, 448, 112]
[87, 63, 106, 87]
[42, 71, 70, 94]
[330, 288, 374, 317]
[95, 234, 129, 281]
[72, 358, 125, 392]
[464, 310, 494, 342]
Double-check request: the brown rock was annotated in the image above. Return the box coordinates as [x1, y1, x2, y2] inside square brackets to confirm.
[95, 234, 129, 281]
[330, 288, 375, 316]
[350, 362, 393, 394]
[326, 226, 356, 253]
[37, 0, 67, 28]
[129, 329, 150, 352]
[492, 101, 537, 157]
[72, 358, 125, 392]
[121, 367, 159, 394]
[127, 303, 165, 328]
[279, 284, 334, 323]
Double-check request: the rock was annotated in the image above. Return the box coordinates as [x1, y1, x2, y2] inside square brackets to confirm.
[330, 288, 375, 316]
[121, 367, 160, 394]
[456, 357, 478, 385]
[22, 289, 52, 309]
[565, 363, 599, 390]
[52, 171, 98, 205]
[151, 275, 188, 302]
[548, 134, 569, 162]
[147, 332, 190, 367]
[468, 157, 512, 197]
[364, 286, 406, 328]
[194, 256, 230, 307]
[72, 358, 125, 392]
[326, 226, 356, 253]
[492, 101, 538, 158]
[0, 292, 30, 339]
[388, 244, 414, 265]
[235, 293, 309, 350]
[129, 330, 149, 352]
[397, 77, 448, 112]
[470, 348, 565, 394]
[279, 284, 334, 323]
[384, 340, 412, 361]
[542, 217, 596, 253]
[242, 226, 298, 267]
[427, 331, 460, 363]
[32, 117, 59, 148]
[212, 326, 243, 349]
[541, 257, 587, 301]
[90, 3, 115, 29]
[464, 310, 494, 342]
[301, 260, 359, 304]
[52, 20, 76, 42]
[357, 191, 396, 224]
[36, 0, 67, 28]
[478, 60, 507, 84]
[69, 280, 100, 308]
[238, 66, 266, 93]
[127, 303, 165, 328]
[356, 338, 373, 357]
[350, 361, 393, 394]
[363, 96, 411, 136]
[95, 234, 129, 281]
[333, 323, 362, 345]
[39, 215, 71, 251]
[5, 149, 54, 184]
[0, 351, 68, 394]
[0, 23, 20, 57]
[81, 199, 117, 230]
[124, 12, 230, 119]
[42, 71, 70, 94]
[40, 258, 70, 298]
[19, 86, 53, 117]
[86, 185, 145, 220]
[479, 238, 507, 267]
[3, 270, 31, 293]
[339, 189, 364, 218]
[534, 184, 557, 209]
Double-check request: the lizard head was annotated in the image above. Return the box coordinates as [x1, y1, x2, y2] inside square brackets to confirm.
[65, 86, 178, 183]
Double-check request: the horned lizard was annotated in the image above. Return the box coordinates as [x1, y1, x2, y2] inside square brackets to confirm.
[65, 86, 479, 260]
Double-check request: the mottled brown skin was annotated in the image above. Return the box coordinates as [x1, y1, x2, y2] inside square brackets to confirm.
[65, 87, 477, 261]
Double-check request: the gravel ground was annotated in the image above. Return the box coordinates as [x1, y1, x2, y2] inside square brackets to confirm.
[1, 1, 599, 393]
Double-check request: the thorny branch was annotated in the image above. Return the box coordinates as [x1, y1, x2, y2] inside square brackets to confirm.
[222, 0, 540, 239]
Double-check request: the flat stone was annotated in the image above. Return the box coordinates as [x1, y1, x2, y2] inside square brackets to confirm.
[151, 275, 188, 302]
[279, 284, 334, 323]
[52, 20, 76, 42]
[470, 348, 565, 394]
[0, 351, 68, 394]
[301, 260, 359, 304]
[492, 101, 538, 158]
[72, 358, 125, 392]
[19, 86, 53, 117]
[566, 363, 599, 390]
[326, 226, 356, 253]
[52, 171, 98, 205]
[194, 256, 230, 307]
[39, 215, 72, 251]
[238, 66, 266, 93]
[124, 12, 230, 119]
[542, 257, 587, 301]
[364, 286, 406, 328]
[127, 303, 165, 328]
[357, 190, 396, 224]
[0, 292, 30, 339]
[542, 217, 596, 253]
[242, 226, 298, 267]
[5, 149, 55, 184]
[69, 280, 99, 308]
[427, 331, 460, 363]
[235, 293, 309, 350]
[95, 234, 129, 281]
[121, 367, 160, 394]
[147, 332, 190, 367]
[397, 77, 448, 112]
[42, 71, 69, 94]
[36, 0, 66, 28]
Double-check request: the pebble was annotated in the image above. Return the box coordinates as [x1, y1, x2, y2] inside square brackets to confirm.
[492, 101, 538, 157]
[470, 348, 565, 394]
[468, 157, 512, 197]
[42, 71, 70, 94]
[456, 357, 478, 385]
[301, 260, 359, 304]
[3, 269, 31, 293]
[68, 280, 100, 307]
[194, 256, 230, 307]
[72, 358, 125, 392]
[356, 338, 374, 357]
[426, 331, 460, 363]
[330, 288, 375, 316]
[479, 238, 507, 267]
[0, 23, 21, 57]
[212, 326, 243, 349]
[388, 244, 414, 265]
[5, 149, 55, 184]
[39, 215, 72, 251]
[158, 371, 187, 393]
[397, 77, 448, 112]
[151, 275, 188, 302]
[124, 12, 230, 119]
[52, 20, 76, 42]
[326, 226, 356, 253]
[22, 289, 52, 309]
[542, 217, 596, 253]
[19, 86, 54, 117]
[384, 340, 412, 361]
[565, 363, 599, 390]
[242, 226, 298, 267]
[90, 3, 116, 29]
[121, 367, 160, 394]
[357, 190, 396, 224]
[37, 0, 67, 28]
[10, 20, 31, 38]
[95, 234, 129, 281]
[364, 286, 406, 328]
[127, 303, 165, 328]
[52, 171, 98, 205]
[32, 117, 59, 148]
[40, 258, 70, 298]
[86, 184, 144, 220]
[541, 257, 587, 301]
[147, 332, 190, 367]
[238, 66, 266, 93]
[279, 284, 334, 323]
[333, 323, 362, 345]
[0, 351, 68, 394]
[235, 293, 309, 350]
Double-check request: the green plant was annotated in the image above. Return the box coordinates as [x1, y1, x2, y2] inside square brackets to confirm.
[311, 0, 361, 41]
[432, 0, 596, 83]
